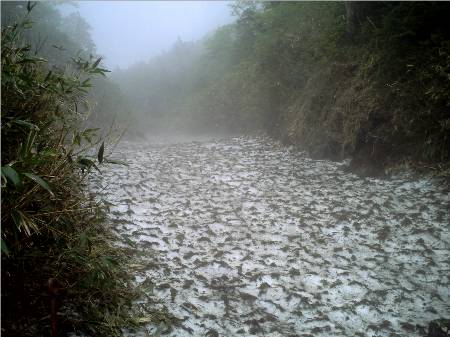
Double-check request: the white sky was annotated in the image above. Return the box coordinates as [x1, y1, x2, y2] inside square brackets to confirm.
[62, 1, 234, 69]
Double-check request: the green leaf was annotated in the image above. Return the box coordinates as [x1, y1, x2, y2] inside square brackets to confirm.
[91, 67, 110, 76]
[72, 132, 81, 146]
[79, 231, 90, 251]
[11, 210, 39, 236]
[83, 128, 100, 134]
[19, 129, 37, 160]
[12, 119, 40, 130]
[93, 57, 102, 68]
[1, 239, 10, 257]
[78, 158, 101, 173]
[44, 70, 52, 81]
[1, 166, 21, 187]
[1, 172, 6, 187]
[101, 255, 119, 267]
[18, 56, 46, 64]
[81, 128, 100, 143]
[98, 141, 105, 164]
[23, 173, 54, 197]
[52, 44, 66, 51]
[81, 78, 91, 87]
[137, 316, 154, 324]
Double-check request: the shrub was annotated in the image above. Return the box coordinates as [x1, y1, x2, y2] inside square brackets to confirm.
[1, 13, 163, 337]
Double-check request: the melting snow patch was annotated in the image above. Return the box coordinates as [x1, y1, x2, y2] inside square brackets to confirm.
[90, 136, 450, 337]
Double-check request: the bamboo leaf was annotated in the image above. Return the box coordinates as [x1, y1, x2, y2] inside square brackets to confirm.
[82, 128, 100, 135]
[101, 255, 119, 267]
[20, 129, 37, 160]
[23, 173, 54, 197]
[18, 56, 46, 64]
[72, 132, 81, 146]
[93, 56, 102, 68]
[1, 239, 10, 257]
[81, 78, 91, 87]
[12, 119, 40, 130]
[1, 166, 21, 187]
[78, 157, 101, 173]
[98, 141, 105, 164]
[11, 210, 39, 236]
[44, 70, 52, 81]
[79, 232, 90, 251]
[91, 67, 110, 76]
[52, 44, 66, 51]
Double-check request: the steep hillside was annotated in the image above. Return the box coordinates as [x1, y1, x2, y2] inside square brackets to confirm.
[275, 2, 450, 174]
[114, 2, 450, 175]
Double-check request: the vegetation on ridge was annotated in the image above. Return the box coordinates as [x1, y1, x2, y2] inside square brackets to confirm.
[116, 2, 450, 172]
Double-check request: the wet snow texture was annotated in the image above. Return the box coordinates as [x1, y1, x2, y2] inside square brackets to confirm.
[91, 136, 450, 337]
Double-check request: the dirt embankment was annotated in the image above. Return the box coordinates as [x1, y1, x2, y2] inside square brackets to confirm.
[275, 61, 450, 177]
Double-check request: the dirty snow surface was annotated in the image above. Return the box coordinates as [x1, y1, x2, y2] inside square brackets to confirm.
[91, 136, 450, 337]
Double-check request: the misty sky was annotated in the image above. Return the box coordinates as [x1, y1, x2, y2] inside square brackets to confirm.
[63, 1, 234, 69]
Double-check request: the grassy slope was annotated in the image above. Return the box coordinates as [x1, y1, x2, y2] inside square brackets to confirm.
[271, 3, 450, 175]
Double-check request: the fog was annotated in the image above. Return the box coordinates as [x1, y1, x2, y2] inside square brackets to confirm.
[62, 1, 233, 69]
[2, 2, 450, 336]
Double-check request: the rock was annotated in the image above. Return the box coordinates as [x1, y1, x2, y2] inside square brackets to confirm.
[428, 319, 450, 337]
[206, 328, 219, 337]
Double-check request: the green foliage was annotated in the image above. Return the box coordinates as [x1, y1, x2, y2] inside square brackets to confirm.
[352, 2, 450, 164]
[1, 1, 95, 65]
[114, 2, 348, 134]
[114, 1, 449, 167]
[1, 1, 130, 130]
[1, 10, 162, 337]
[2, 166, 21, 187]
